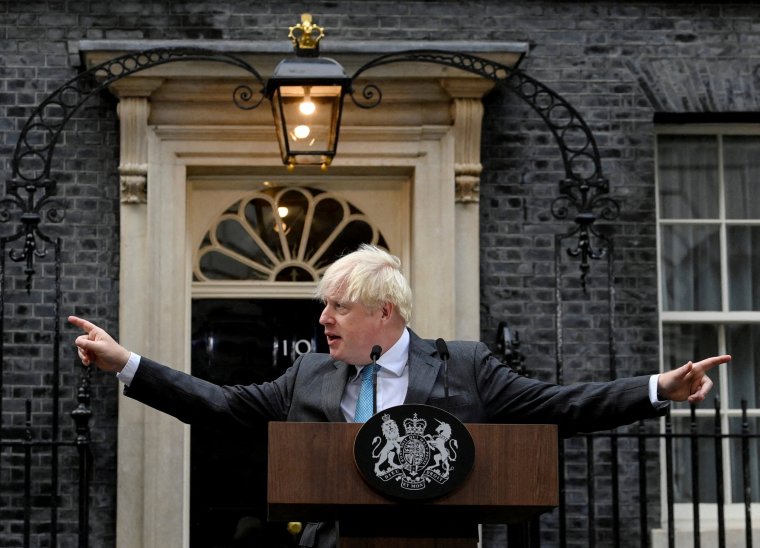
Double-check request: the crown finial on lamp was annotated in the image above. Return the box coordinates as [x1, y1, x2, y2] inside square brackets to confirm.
[288, 13, 325, 55]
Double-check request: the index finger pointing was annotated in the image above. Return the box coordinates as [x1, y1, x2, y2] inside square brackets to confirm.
[68, 315, 99, 333]
[694, 354, 731, 373]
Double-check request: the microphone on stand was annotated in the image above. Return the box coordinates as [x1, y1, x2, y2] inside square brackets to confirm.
[435, 338, 450, 408]
[370, 345, 382, 416]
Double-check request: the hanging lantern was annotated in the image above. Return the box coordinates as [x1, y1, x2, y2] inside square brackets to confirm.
[266, 14, 352, 170]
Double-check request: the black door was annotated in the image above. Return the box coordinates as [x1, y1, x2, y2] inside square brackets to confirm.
[190, 298, 327, 548]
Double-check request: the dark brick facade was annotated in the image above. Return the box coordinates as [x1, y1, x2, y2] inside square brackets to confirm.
[1, 1, 758, 546]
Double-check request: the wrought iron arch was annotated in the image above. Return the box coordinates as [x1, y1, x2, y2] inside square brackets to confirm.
[350, 49, 620, 288]
[4, 48, 267, 291]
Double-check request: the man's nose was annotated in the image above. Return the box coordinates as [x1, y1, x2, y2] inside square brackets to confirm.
[319, 308, 332, 325]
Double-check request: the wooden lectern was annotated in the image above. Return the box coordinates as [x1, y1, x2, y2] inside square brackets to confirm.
[268, 422, 558, 547]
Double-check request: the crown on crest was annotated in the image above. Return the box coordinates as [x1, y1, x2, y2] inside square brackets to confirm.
[403, 413, 427, 435]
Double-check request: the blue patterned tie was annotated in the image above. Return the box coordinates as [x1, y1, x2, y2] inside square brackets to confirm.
[354, 364, 378, 422]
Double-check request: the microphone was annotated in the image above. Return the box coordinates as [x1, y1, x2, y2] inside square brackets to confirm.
[370, 345, 382, 416]
[435, 338, 450, 407]
[370, 345, 382, 361]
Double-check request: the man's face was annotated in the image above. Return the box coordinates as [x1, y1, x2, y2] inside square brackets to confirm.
[319, 296, 385, 365]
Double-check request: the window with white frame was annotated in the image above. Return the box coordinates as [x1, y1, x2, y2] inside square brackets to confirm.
[656, 127, 759, 506]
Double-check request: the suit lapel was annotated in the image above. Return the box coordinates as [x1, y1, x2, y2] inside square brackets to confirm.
[322, 360, 350, 422]
[403, 331, 441, 405]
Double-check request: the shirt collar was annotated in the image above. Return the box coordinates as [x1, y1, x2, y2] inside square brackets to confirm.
[376, 327, 410, 378]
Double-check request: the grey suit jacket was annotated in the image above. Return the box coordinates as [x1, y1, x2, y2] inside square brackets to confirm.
[125, 329, 665, 547]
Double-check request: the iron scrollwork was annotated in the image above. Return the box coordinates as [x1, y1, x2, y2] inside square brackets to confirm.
[4, 48, 267, 290]
[551, 179, 620, 289]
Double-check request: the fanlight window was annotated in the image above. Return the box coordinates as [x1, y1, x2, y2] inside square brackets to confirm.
[194, 186, 387, 282]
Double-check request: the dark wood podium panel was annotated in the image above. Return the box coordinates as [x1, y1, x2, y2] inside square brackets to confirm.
[268, 422, 558, 525]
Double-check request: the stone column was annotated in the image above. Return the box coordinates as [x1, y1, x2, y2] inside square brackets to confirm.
[442, 79, 493, 341]
[110, 77, 164, 548]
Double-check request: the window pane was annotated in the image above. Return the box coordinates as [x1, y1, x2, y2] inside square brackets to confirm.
[660, 224, 721, 311]
[727, 226, 760, 311]
[728, 417, 760, 503]
[658, 135, 719, 219]
[726, 324, 760, 408]
[724, 136, 760, 219]
[663, 324, 720, 410]
[216, 218, 274, 268]
[243, 198, 287, 261]
[199, 251, 268, 281]
[672, 417, 718, 503]
[276, 189, 310, 257]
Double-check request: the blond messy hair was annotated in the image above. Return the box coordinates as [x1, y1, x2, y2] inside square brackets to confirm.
[315, 244, 412, 324]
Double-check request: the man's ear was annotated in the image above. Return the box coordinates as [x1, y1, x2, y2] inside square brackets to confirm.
[380, 302, 394, 320]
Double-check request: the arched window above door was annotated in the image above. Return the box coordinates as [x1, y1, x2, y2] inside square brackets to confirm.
[193, 186, 388, 283]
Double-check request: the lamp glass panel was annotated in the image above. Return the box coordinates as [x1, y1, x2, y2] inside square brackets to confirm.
[269, 89, 289, 163]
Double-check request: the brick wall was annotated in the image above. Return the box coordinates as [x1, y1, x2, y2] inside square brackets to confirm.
[1, 1, 758, 546]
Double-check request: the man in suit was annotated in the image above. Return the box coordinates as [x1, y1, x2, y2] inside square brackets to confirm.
[69, 244, 730, 547]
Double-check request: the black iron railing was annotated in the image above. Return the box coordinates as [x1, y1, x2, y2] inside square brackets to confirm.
[0, 243, 92, 548]
[553, 400, 757, 548]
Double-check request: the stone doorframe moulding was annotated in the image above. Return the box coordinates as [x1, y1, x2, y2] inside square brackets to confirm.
[79, 39, 528, 548]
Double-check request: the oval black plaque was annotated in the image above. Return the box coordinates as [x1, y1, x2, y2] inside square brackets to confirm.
[354, 403, 475, 501]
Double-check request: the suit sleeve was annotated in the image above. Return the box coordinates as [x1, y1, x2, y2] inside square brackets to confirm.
[123, 356, 300, 427]
[470, 342, 666, 437]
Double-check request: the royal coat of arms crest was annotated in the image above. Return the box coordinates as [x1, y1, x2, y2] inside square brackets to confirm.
[354, 404, 475, 501]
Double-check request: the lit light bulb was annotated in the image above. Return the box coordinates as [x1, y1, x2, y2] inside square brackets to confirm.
[293, 125, 310, 139]
[299, 86, 315, 115]
[299, 100, 315, 115]
[278, 206, 289, 218]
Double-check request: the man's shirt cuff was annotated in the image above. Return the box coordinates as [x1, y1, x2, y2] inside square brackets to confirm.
[116, 352, 141, 386]
[649, 374, 669, 409]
